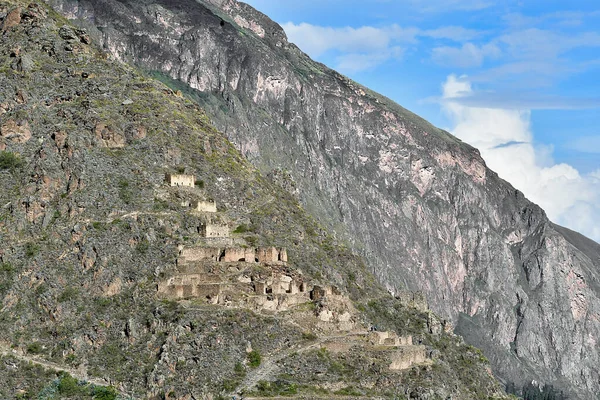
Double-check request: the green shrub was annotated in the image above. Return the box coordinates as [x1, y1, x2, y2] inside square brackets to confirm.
[118, 178, 133, 204]
[25, 242, 40, 258]
[58, 287, 79, 302]
[247, 350, 261, 368]
[93, 386, 118, 400]
[234, 361, 246, 377]
[0, 151, 23, 170]
[136, 239, 150, 254]
[254, 380, 298, 396]
[27, 342, 42, 354]
[301, 331, 317, 341]
[233, 224, 250, 234]
[0, 262, 14, 274]
[58, 373, 81, 396]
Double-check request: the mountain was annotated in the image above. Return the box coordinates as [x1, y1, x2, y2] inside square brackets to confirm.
[39, 0, 600, 398]
[0, 0, 516, 399]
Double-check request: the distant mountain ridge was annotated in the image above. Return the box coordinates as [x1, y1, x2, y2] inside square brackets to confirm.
[33, 0, 600, 398]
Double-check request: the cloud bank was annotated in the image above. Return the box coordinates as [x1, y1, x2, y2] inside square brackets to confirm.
[442, 75, 600, 241]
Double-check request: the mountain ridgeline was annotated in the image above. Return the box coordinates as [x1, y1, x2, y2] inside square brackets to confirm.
[41, 0, 600, 398]
[0, 0, 519, 399]
[0, 0, 598, 398]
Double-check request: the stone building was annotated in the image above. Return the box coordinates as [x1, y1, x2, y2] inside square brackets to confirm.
[201, 223, 230, 238]
[166, 173, 195, 187]
[178, 246, 222, 264]
[257, 247, 287, 263]
[195, 200, 217, 212]
[223, 247, 257, 262]
[389, 346, 427, 370]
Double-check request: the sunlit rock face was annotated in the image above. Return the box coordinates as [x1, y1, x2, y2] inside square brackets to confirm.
[47, 0, 600, 397]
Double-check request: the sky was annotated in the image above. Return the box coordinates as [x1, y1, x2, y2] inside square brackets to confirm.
[243, 0, 600, 242]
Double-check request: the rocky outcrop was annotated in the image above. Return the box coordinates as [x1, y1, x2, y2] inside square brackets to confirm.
[45, 0, 600, 397]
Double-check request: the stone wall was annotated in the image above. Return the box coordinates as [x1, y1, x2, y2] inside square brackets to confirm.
[166, 173, 195, 187]
[196, 200, 217, 212]
[202, 223, 230, 238]
[178, 246, 222, 264]
[257, 247, 287, 263]
[369, 331, 413, 347]
[389, 346, 427, 370]
[223, 247, 256, 262]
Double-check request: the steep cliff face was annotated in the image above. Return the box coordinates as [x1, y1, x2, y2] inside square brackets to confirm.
[44, 0, 600, 397]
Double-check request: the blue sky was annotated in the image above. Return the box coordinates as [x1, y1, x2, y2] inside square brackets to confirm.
[244, 0, 600, 240]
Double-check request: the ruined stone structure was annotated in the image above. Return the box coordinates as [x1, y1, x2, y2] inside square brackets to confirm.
[389, 346, 428, 371]
[257, 247, 287, 263]
[177, 245, 288, 265]
[370, 331, 413, 347]
[223, 247, 257, 263]
[201, 223, 230, 238]
[310, 285, 341, 301]
[166, 173, 195, 187]
[178, 246, 222, 264]
[195, 200, 217, 213]
[158, 275, 222, 303]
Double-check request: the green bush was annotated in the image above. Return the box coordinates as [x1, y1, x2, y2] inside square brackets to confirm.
[247, 350, 261, 368]
[254, 380, 298, 396]
[233, 224, 250, 234]
[58, 287, 79, 302]
[0, 262, 14, 274]
[93, 386, 118, 400]
[0, 151, 23, 170]
[136, 239, 150, 254]
[27, 342, 42, 354]
[58, 373, 81, 396]
[25, 242, 40, 258]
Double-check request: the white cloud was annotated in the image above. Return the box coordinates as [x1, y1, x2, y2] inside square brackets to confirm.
[441, 75, 600, 241]
[281, 22, 484, 72]
[281, 23, 393, 57]
[424, 26, 483, 41]
[336, 47, 404, 73]
[432, 42, 501, 68]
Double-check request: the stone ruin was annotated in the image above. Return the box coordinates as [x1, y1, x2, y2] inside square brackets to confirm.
[369, 331, 413, 347]
[161, 245, 356, 330]
[201, 223, 230, 238]
[181, 199, 218, 213]
[389, 346, 428, 371]
[195, 200, 217, 213]
[177, 246, 287, 265]
[166, 173, 195, 188]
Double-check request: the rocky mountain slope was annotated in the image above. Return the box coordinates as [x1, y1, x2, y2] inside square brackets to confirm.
[39, 0, 600, 398]
[0, 1, 514, 399]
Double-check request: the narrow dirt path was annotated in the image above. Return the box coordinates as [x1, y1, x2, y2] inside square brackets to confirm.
[0, 344, 111, 387]
[235, 331, 368, 394]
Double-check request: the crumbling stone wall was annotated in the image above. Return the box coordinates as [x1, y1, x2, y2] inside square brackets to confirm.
[257, 247, 287, 263]
[166, 173, 195, 187]
[196, 200, 217, 212]
[389, 346, 427, 370]
[202, 223, 230, 238]
[223, 247, 256, 262]
[179, 246, 222, 264]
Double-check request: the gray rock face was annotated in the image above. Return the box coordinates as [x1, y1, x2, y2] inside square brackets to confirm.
[46, 0, 600, 397]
